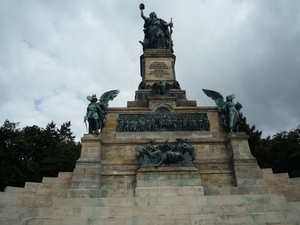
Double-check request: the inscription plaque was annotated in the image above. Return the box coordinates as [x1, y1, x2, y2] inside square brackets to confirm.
[149, 62, 169, 76]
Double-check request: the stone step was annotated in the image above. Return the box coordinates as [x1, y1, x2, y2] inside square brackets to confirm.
[204, 185, 270, 195]
[24, 182, 44, 190]
[0, 205, 38, 219]
[21, 212, 300, 225]
[0, 219, 22, 225]
[290, 177, 300, 184]
[4, 186, 27, 193]
[262, 169, 300, 184]
[67, 188, 135, 198]
[4, 200, 296, 218]
[276, 179, 300, 188]
[54, 194, 287, 207]
[2, 198, 296, 222]
[1, 192, 67, 208]
[273, 172, 290, 179]
[3, 173, 71, 194]
[42, 177, 59, 184]
[57, 172, 73, 179]
[37, 202, 298, 218]
[264, 176, 300, 189]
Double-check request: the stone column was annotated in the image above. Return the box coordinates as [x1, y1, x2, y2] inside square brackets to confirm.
[67, 135, 102, 198]
[226, 133, 269, 194]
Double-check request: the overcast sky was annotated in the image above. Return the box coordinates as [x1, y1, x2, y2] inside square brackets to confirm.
[1, 0, 299, 142]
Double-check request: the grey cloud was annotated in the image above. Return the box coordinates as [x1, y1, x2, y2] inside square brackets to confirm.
[0, 0, 299, 141]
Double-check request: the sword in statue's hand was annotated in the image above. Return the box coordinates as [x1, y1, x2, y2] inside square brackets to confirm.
[169, 18, 173, 50]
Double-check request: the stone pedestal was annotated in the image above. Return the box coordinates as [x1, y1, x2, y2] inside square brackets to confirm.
[135, 167, 204, 197]
[226, 133, 268, 192]
[67, 135, 102, 198]
[128, 49, 198, 107]
[140, 49, 176, 84]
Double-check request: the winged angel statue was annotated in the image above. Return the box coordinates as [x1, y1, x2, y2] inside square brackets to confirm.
[84, 90, 120, 135]
[202, 89, 243, 132]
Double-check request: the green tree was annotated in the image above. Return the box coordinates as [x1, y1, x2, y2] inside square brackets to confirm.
[239, 115, 273, 168]
[239, 114, 263, 150]
[240, 116, 300, 177]
[269, 126, 300, 177]
[0, 120, 34, 190]
[0, 120, 81, 191]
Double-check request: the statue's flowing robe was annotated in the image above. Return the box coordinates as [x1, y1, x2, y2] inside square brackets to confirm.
[143, 17, 170, 49]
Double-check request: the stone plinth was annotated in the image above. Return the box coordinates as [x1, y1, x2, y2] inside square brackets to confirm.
[77, 134, 102, 162]
[135, 166, 204, 197]
[140, 49, 176, 84]
[226, 132, 268, 189]
[129, 49, 190, 108]
[68, 135, 102, 197]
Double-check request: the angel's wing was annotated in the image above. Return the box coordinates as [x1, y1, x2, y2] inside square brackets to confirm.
[202, 89, 225, 111]
[98, 89, 120, 111]
[99, 89, 120, 102]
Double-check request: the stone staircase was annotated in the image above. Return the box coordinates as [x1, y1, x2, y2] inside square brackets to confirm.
[262, 169, 300, 202]
[1, 169, 300, 225]
[0, 172, 72, 224]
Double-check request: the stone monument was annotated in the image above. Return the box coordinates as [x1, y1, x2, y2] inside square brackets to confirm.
[1, 4, 300, 225]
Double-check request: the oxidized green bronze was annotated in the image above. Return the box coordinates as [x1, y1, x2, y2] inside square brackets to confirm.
[202, 89, 243, 132]
[139, 3, 174, 52]
[135, 139, 195, 167]
[137, 81, 184, 100]
[84, 90, 120, 135]
[117, 107, 210, 132]
[138, 81, 180, 91]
